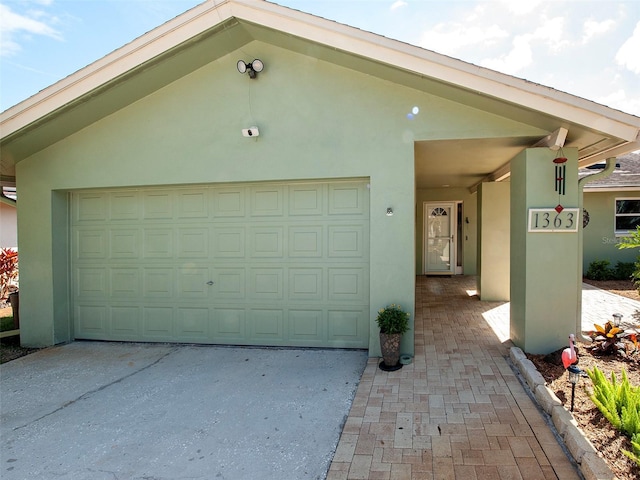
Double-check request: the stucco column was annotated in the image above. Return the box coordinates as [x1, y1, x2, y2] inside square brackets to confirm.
[510, 147, 579, 354]
[477, 182, 510, 301]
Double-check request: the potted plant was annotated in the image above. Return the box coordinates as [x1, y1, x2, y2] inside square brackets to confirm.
[376, 303, 410, 371]
[0, 248, 19, 329]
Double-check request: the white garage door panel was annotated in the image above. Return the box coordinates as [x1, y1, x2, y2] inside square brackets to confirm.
[72, 180, 369, 348]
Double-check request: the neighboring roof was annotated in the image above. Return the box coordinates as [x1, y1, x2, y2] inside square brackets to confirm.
[581, 152, 640, 190]
[1, 0, 639, 182]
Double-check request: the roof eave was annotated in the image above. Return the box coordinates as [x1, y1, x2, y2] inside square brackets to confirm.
[1, 0, 639, 146]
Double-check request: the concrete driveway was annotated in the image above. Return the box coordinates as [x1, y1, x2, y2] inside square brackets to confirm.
[0, 342, 367, 480]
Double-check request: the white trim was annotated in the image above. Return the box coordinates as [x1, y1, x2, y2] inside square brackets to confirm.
[584, 186, 640, 192]
[614, 197, 640, 236]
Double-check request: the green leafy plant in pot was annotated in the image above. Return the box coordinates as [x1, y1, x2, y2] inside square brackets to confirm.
[376, 304, 410, 371]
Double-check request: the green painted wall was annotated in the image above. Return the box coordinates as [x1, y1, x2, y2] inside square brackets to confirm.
[415, 188, 477, 275]
[15, 41, 547, 354]
[583, 190, 639, 272]
[478, 182, 510, 301]
[510, 148, 580, 354]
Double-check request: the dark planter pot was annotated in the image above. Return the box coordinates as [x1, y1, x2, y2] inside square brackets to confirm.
[379, 332, 402, 371]
[8, 291, 19, 329]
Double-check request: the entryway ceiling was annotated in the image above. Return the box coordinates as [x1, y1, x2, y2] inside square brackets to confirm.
[414, 137, 539, 190]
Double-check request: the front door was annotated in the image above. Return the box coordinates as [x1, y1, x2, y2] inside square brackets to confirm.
[424, 202, 456, 275]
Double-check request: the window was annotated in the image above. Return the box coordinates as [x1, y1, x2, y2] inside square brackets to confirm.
[615, 198, 640, 235]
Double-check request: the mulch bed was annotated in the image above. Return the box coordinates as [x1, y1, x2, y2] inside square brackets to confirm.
[528, 347, 640, 480]
[0, 335, 40, 364]
[584, 278, 640, 301]
[0, 300, 40, 364]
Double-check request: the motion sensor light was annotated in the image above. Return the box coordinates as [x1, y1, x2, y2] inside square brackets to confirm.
[237, 59, 264, 79]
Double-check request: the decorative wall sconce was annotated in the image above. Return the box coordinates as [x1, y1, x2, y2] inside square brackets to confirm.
[386, 208, 394, 216]
[237, 59, 264, 79]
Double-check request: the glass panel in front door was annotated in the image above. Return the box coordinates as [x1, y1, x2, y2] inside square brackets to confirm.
[427, 205, 453, 273]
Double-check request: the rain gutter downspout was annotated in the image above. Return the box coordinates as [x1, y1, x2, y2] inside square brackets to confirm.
[0, 193, 16, 207]
[576, 157, 617, 342]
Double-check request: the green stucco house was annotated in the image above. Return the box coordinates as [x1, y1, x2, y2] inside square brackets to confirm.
[1, 0, 639, 355]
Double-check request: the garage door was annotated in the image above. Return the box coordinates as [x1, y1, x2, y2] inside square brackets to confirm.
[71, 180, 370, 348]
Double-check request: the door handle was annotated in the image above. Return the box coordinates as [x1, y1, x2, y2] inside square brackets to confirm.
[206, 281, 214, 286]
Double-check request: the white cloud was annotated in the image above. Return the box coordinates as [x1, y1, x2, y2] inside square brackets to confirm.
[496, 0, 544, 16]
[481, 35, 533, 74]
[597, 89, 640, 116]
[420, 23, 508, 56]
[616, 21, 640, 74]
[533, 16, 570, 52]
[582, 18, 616, 44]
[0, 3, 61, 57]
[478, 16, 566, 75]
[390, 1, 407, 11]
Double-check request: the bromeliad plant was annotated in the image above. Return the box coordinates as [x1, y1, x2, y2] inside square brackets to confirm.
[0, 248, 18, 300]
[586, 321, 639, 360]
[376, 304, 410, 334]
[586, 366, 640, 466]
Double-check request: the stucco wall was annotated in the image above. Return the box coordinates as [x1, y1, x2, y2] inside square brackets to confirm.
[510, 148, 580, 354]
[477, 182, 510, 301]
[582, 190, 639, 272]
[14, 41, 546, 350]
[0, 203, 17, 248]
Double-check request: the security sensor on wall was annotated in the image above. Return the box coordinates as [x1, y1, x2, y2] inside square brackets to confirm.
[242, 127, 260, 138]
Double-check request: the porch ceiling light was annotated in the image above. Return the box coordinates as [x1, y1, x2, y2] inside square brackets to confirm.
[237, 59, 264, 79]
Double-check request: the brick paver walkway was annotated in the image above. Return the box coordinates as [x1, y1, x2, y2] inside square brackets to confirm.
[327, 275, 581, 480]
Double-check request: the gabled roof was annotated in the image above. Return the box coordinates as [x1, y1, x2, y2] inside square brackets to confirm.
[1, 0, 639, 182]
[580, 153, 640, 190]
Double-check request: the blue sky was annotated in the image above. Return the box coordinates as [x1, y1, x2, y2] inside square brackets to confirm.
[1, 0, 639, 116]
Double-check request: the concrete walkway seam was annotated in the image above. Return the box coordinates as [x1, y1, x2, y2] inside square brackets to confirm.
[510, 347, 615, 480]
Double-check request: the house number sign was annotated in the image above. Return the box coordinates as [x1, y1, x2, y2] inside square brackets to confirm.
[528, 208, 579, 232]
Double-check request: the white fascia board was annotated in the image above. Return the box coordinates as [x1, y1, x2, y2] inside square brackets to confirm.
[578, 139, 640, 167]
[2, 0, 640, 144]
[583, 186, 640, 192]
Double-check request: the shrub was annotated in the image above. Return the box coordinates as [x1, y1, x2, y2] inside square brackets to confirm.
[633, 258, 640, 293]
[0, 248, 18, 300]
[617, 226, 640, 250]
[586, 260, 613, 281]
[615, 262, 636, 281]
[616, 228, 640, 293]
[586, 366, 640, 466]
[376, 304, 410, 335]
[586, 321, 639, 359]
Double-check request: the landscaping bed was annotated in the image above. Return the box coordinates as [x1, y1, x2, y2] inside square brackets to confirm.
[528, 276, 640, 480]
[584, 278, 640, 301]
[529, 349, 640, 480]
[0, 302, 40, 364]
